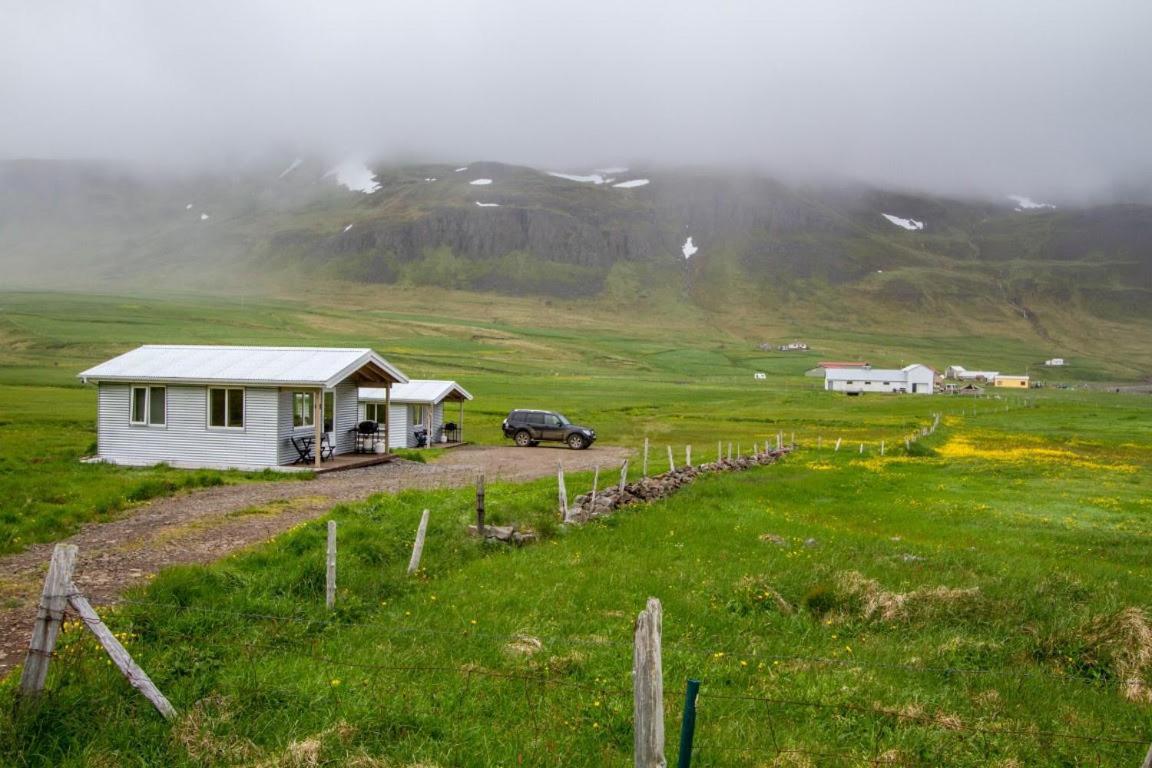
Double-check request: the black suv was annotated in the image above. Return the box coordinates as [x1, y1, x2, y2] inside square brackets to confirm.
[502, 410, 597, 449]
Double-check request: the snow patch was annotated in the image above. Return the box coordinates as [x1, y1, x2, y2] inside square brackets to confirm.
[343, 224, 353, 232]
[470, 178, 493, 186]
[596, 166, 629, 174]
[185, 203, 193, 210]
[881, 213, 924, 231]
[324, 160, 380, 193]
[455, 167, 468, 172]
[548, 171, 607, 184]
[682, 237, 698, 259]
[613, 179, 650, 188]
[1008, 194, 1055, 210]
[200, 213, 210, 221]
[475, 201, 501, 207]
[424, 177, 437, 182]
[278, 157, 303, 179]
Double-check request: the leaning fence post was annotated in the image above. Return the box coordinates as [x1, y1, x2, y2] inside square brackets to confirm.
[67, 593, 177, 719]
[326, 521, 337, 609]
[407, 509, 430, 575]
[685, 445, 691, 468]
[476, 473, 486, 538]
[1139, 740, 1152, 768]
[859, 443, 864, 454]
[558, 462, 569, 521]
[643, 437, 650, 478]
[677, 679, 701, 768]
[634, 597, 665, 768]
[667, 445, 675, 473]
[20, 543, 78, 696]
[834, 437, 842, 452]
[880, 440, 885, 456]
[619, 459, 629, 494]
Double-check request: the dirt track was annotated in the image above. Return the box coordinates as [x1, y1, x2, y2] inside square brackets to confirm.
[0, 444, 629, 676]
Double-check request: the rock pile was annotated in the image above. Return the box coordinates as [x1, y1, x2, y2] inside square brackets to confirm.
[467, 524, 538, 545]
[566, 448, 791, 524]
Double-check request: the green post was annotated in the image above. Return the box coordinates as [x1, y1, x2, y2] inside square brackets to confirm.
[677, 679, 701, 768]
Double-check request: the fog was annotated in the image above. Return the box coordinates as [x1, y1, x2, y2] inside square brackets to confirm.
[3, 0, 1151, 201]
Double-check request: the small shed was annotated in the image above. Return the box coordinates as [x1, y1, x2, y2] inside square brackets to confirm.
[360, 380, 473, 448]
[824, 363, 935, 395]
[79, 345, 407, 470]
[994, 374, 1030, 388]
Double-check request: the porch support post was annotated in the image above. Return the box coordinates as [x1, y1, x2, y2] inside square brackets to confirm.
[384, 383, 391, 453]
[314, 387, 323, 468]
[459, 399, 464, 443]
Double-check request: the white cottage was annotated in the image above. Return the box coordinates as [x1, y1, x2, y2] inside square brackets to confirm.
[824, 364, 935, 395]
[79, 345, 408, 470]
[359, 380, 473, 448]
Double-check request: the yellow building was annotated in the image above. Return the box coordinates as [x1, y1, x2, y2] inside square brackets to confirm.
[994, 375, 1030, 388]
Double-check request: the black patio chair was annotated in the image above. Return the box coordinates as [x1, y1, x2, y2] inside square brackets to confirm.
[319, 432, 335, 460]
[290, 436, 313, 464]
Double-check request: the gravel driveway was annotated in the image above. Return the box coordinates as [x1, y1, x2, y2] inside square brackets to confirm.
[0, 444, 630, 676]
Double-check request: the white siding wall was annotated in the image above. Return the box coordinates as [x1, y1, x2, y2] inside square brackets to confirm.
[388, 404, 410, 449]
[98, 383, 279, 469]
[429, 403, 445, 444]
[276, 383, 359, 464]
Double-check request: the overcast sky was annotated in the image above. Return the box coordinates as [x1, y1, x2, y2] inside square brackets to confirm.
[3, 0, 1151, 200]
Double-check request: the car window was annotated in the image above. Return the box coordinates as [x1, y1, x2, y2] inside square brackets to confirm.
[528, 412, 546, 426]
[544, 414, 560, 427]
[555, 413, 571, 426]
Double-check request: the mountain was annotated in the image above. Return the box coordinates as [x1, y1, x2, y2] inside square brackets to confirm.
[2, 158, 1150, 327]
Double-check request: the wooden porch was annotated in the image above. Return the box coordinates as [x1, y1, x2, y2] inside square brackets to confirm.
[309, 452, 398, 474]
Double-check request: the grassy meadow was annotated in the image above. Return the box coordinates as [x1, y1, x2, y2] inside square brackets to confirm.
[0, 288, 1151, 765]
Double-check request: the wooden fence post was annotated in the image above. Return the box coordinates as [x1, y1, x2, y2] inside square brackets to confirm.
[818, 435, 823, 450]
[558, 462, 569, 520]
[685, 445, 692, 467]
[717, 440, 722, 462]
[791, 431, 795, 448]
[326, 521, 337, 609]
[20, 543, 78, 695]
[859, 443, 864, 454]
[667, 446, 675, 473]
[834, 437, 842, 452]
[67, 594, 177, 719]
[880, 440, 885, 456]
[476, 473, 486, 538]
[643, 437, 650, 478]
[407, 509, 430, 576]
[590, 465, 600, 512]
[619, 459, 629, 494]
[727, 442, 732, 461]
[634, 597, 665, 768]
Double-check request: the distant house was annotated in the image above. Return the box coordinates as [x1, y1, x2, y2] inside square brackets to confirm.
[824, 364, 935, 395]
[79, 345, 407, 470]
[360, 380, 473, 448]
[994, 375, 1030, 388]
[778, 341, 810, 351]
[946, 366, 999, 382]
[753, 372, 767, 380]
[1044, 358, 1066, 367]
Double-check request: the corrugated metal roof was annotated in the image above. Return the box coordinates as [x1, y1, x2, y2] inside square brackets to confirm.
[78, 345, 408, 387]
[360, 380, 473, 404]
[824, 364, 932, 381]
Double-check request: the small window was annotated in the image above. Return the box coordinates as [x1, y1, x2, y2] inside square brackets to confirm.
[883, 381, 890, 386]
[846, 380, 854, 385]
[544, 414, 560, 427]
[131, 387, 147, 424]
[293, 392, 314, 428]
[408, 404, 423, 427]
[365, 402, 384, 423]
[130, 385, 165, 426]
[324, 391, 334, 432]
[209, 388, 244, 428]
[528, 412, 546, 426]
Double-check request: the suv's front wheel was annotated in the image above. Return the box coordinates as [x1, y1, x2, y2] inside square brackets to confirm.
[514, 430, 534, 447]
[566, 433, 587, 450]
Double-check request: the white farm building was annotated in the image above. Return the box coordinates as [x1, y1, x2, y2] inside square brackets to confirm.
[824, 364, 936, 395]
[79, 345, 409, 470]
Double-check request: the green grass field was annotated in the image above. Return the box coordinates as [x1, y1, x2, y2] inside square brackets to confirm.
[1, 289, 1150, 766]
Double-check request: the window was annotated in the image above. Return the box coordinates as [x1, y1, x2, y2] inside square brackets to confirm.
[408, 404, 423, 427]
[209, 388, 244, 428]
[544, 414, 560, 427]
[130, 386, 165, 426]
[364, 402, 385, 423]
[292, 391, 333, 430]
[293, 392, 314, 428]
